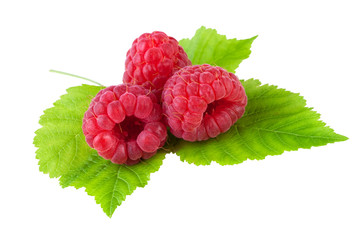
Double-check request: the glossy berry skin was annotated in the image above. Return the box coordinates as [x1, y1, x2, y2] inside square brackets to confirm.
[82, 84, 167, 165]
[162, 64, 247, 142]
[123, 31, 191, 95]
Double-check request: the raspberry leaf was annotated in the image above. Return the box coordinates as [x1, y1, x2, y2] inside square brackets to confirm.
[34, 85, 165, 217]
[179, 26, 257, 73]
[60, 151, 165, 217]
[175, 79, 348, 165]
[34, 84, 103, 177]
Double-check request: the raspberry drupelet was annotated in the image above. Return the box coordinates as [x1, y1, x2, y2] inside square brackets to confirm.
[82, 84, 167, 165]
[123, 31, 191, 97]
[162, 64, 247, 142]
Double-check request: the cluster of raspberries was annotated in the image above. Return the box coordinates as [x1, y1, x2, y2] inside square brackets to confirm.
[83, 31, 247, 165]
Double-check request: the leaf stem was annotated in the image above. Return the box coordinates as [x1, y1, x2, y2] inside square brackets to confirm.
[49, 69, 104, 86]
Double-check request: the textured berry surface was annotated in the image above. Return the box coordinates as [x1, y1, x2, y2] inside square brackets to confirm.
[82, 84, 167, 165]
[162, 64, 247, 141]
[123, 31, 192, 94]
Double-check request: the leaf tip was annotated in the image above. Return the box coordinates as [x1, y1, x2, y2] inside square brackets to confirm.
[250, 35, 258, 41]
[105, 209, 114, 218]
[336, 134, 349, 142]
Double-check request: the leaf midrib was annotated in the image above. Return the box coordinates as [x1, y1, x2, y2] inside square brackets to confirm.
[254, 127, 342, 140]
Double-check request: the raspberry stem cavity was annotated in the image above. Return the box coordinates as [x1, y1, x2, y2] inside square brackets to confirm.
[162, 64, 247, 142]
[83, 84, 167, 165]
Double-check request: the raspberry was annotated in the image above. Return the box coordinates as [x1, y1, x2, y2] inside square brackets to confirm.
[82, 84, 167, 165]
[123, 31, 192, 95]
[162, 64, 247, 142]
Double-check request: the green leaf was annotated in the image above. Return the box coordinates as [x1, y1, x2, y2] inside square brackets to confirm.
[34, 84, 103, 178]
[34, 84, 165, 217]
[175, 79, 348, 166]
[60, 151, 165, 217]
[179, 26, 257, 73]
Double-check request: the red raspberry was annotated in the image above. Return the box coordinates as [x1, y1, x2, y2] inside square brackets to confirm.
[123, 31, 192, 94]
[82, 84, 167, 165]
[162, 64, 247, 142]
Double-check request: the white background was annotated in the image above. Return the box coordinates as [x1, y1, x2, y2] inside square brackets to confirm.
[1, 0, 359, 239]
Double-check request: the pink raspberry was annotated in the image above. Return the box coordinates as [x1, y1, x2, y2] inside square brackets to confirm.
[162, 64, 247, 142]
[82, 84, 167, 165]
[123, 31, 191, 95]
